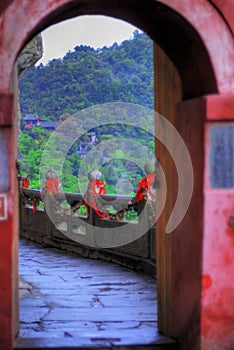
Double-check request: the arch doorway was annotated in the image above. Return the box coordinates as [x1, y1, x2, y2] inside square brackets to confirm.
[0, 1, 233, 350]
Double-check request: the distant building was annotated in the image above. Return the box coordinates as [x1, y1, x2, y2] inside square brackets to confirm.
[40, 121, 57, 132]
[88, 131, 96, 144]
[23, 114, 42, 128]
[77, 131, 97, 157]
[23, 114, 57, 131]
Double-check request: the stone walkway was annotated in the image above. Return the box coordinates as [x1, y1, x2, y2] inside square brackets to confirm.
[15, 238, 177, 349]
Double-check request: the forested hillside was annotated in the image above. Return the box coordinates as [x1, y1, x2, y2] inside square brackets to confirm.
[19, 31, 153, 119]
[18, 31, 154, 193]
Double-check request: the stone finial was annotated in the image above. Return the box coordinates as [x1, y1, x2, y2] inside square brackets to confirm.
[46, 169, 59, 180]
[144, 159, 156, 174]
[88, 169, 102, 181]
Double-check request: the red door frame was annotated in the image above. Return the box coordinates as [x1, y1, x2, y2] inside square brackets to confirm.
[0, 1, 233, 349]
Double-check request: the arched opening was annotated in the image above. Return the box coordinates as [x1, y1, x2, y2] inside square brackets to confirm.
[17, 16, 159, 347]
[2, 1, 231, 350]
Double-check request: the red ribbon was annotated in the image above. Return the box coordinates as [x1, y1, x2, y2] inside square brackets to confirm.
[136, 174, 155, 202]
[19, 176, 30, 189]
[45, 179, 60, 193]
[84, 180, 110, 218]
[88, 180, 106, 195]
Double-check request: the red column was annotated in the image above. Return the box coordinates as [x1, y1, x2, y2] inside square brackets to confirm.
[169, 97, 205, 350]
[201, 94, 234, 349]
[169, 94, 234, 350]
[0, 93, 17, 350]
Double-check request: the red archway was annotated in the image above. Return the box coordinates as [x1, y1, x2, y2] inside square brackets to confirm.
[1, 0, 234, 95]
[0, 1, 234, 350]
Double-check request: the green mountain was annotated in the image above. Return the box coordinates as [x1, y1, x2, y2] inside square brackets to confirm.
[18, 31, 154, 119]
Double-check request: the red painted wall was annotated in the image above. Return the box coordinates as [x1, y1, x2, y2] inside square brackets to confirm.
[202, 106, 234, 349]
[170, 95, 234, 350]
[0, 1, 13, 13]
[202, 190, 234, 349]
[211, 0, 234, 35]
[0, 93, 16, 350]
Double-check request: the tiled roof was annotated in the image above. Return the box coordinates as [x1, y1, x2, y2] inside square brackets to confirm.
[23, 114, 40, 121]
[40, 122, 57, 128]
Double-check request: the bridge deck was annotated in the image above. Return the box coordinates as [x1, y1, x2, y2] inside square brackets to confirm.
[15, 238, 177, 349]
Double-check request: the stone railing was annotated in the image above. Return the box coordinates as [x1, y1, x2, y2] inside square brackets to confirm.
[19, 187, 156, 277]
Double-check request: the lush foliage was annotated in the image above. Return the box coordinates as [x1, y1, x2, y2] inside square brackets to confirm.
[19, 31, 153, 118]
[18, 31, 154, 194]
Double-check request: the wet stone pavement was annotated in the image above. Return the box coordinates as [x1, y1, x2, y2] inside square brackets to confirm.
[15, 238, 174, 349]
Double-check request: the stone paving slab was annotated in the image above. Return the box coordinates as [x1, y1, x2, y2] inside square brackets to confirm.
[41, 307, 156, 322]
[15, 238, 177, 349]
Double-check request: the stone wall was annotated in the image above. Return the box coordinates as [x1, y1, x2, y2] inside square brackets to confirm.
[19, 193, 156, 278]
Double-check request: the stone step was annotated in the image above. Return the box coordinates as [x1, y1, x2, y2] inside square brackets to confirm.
[14, 335, 179, 349]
